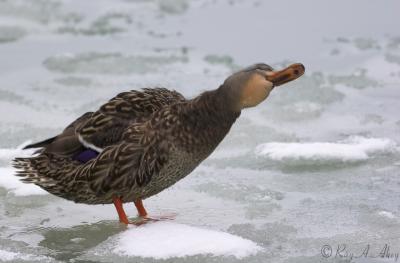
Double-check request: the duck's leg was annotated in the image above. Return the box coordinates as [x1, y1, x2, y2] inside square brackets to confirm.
[133, 199, 148, 217]
[113, 197, 130, 224]
[113, 197, 152, 225]
[134, 199, 176, 221]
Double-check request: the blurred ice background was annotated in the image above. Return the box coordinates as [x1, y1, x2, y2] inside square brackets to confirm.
[0, 0, 400, 262]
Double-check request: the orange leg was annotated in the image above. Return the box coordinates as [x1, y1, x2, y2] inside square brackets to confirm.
[134, 199, 148, 217]
[112, 196, 129, 224]
[113, 197, 175, 224]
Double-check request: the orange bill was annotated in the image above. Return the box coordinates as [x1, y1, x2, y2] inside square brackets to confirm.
[266, 63, 305, 87]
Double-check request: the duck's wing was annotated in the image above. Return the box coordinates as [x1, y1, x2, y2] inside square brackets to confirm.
[29, 88, 184, 157]
[86, 125, 170, 192]
[77, 88, 185, 151]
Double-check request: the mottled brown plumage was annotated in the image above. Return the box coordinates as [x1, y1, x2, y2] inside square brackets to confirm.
[13, 63, 305, 223]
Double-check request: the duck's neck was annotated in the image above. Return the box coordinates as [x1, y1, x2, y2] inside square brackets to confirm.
[189, 86, 241, 128]
[173, 86, 240, 154]
[168, 88, 238, 156]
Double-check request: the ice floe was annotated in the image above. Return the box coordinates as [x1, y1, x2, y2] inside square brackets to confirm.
[106, 222, 261, 259]
[255, 136, 397, 163]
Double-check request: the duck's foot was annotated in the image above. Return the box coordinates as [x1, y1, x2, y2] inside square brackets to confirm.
[142, 213, 177, 222]
[125, 213, 176, 226]
[134, 199, 176, 222]
[126, 219, 148, 226]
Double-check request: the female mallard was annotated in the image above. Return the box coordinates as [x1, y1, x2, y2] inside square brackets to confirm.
[13, 63, 304, 224]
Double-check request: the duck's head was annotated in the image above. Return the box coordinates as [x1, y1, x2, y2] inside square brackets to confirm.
[221, 63, 305, 112]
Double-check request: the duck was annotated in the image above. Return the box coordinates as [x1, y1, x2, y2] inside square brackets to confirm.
[13, 63, 305, 225]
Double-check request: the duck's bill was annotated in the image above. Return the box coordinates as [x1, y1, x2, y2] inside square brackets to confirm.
[266, 63, 305, 87]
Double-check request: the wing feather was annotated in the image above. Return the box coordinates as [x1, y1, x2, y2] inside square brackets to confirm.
[78, 88, 185, 150]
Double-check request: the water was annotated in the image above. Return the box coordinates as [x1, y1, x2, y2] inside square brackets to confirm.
[0, 0, 400, 262]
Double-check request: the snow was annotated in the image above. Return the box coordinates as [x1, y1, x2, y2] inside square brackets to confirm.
[110, 222, 261, 259]
[378, 211, 396, 219]
[0, 142, 33, 160]
[0, 143, 47, 196]
[255, 136, 397, 163]
[0, 167, 47, 196]
[0, 249, 51, 262]
[0, 250, 20, 261]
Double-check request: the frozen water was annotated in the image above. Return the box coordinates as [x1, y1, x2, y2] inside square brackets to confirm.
[385, 53, 400, 65]
[0, 249, 53, 262]
[0, 144, 47, 196]
[0, 167, 47, 196]
[1, 0, 400, 262]
[328, 69, 380, 89]
[0, 26, 26, 43]
[43, 52, 188, 74]
[57, 13, 132, 36]
[158, 0, 189, 15]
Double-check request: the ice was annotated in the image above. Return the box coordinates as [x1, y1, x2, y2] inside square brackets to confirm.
[0, 25, 26, 43]
[1, 0, 400, 262]
[0, 124, 60, 149]
[385, 53, 400, 65]
[0, 145, 27, 161]
[361, 114, 385, 125]
[158, 0, 189, 15]
[388, 36, 400, 49]
[353, 37, 381, 50]
[0, 143, 47, 195]
[43, 52, 188, 75]
[328, 69, 380, 89]
[0, 0, 63, 24]
[0, 142, 33, 165]
[102, 222, 261, 259]
[57, 12, 132, 36]
[53, 76, 92, 87]
[378, 211, 396, 219]
[0, 167, 47, 196]
[204, 54, 239, 71]
[195, 182, 284, 204]
[0, 249, 52, 262]
[255, 136, 397, 164]
[260, 72, 345, 122]
[336, 37, 382, 51]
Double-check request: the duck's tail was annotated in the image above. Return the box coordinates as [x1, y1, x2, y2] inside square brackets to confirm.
[12, 154, 75, 196]
[13, 154, 55, 185]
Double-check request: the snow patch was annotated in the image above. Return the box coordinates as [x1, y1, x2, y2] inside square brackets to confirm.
[110, 222, 261, 259]
[0, 249, 52, 262]
[0, 167, 47, 196]
[255, 136, 397, 163]
[0, 142, 33, 161]
[0, 143, 46, 196]
[378, 211, 396, 219]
